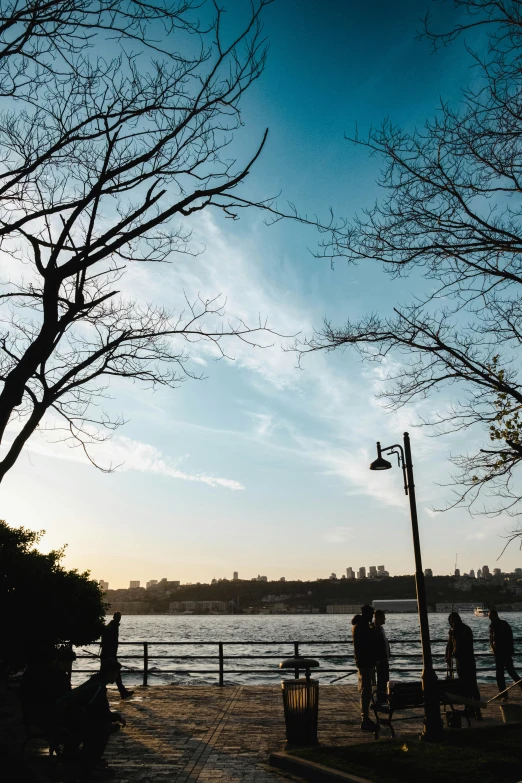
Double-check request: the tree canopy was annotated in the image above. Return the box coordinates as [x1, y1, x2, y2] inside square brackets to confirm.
[0, 519, 105, 672]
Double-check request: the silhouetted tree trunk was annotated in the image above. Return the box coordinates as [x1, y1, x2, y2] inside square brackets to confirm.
[0, 0, 297, 482]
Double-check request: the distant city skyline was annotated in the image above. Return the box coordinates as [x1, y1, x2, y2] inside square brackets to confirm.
[99, 563, 522, 591]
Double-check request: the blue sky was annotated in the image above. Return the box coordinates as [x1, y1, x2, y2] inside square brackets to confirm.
[2, 0, 520, 586]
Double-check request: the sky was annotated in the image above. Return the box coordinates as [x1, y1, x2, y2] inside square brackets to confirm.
[2, 0, 521, 587]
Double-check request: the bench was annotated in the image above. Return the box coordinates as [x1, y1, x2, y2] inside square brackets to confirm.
[20, 694, 79, 758]
[21, 701, 65, 757]
[372, 680, 472, 738]
[372, 681, 424, 738]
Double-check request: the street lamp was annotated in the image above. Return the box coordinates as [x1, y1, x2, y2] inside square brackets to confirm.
[370, 432, 443, 741]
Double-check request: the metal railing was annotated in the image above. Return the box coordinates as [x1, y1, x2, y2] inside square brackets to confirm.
[72, 638, 522, 686]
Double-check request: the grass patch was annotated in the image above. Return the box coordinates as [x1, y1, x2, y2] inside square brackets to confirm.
[291, 723, 522, 783]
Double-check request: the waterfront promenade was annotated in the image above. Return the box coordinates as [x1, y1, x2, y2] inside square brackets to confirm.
[25, 683, 522, 782]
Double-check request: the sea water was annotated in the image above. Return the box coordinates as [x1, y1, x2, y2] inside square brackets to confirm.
[72, 612, 522, 686]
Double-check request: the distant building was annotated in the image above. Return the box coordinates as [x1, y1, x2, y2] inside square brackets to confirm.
[346, 567, 355, 579]
[358, 567, 366, 579]
[129, 581, 140, 589]
[99, 580, 109, 591]
[279, 577, 286, 582]
[373, 599, 417, 613]
[197, 601, 227, 612]
[146, 580, 158, 589]
[211, 578, 217, 585]
[378, 565, 385, 572]
[424, 569, 433, 578]
[330, 572, 337, 580]
[469, 570, 475, 579]
[256, 575, 268, 582]
[233, 571, 239, 581]
[494, 568, 502, 580]
[369, 566, 377, 576]
[436, 602, 480, 613]
[106, 601, 149, 615]
[327, 604, 364, 614]
[454, 568, 460, 578]
[169, 600, 227, 613]
[262, 593, 291, 603]
[482, 565, 490, 579]
[477, 569, 483, 579]
[515, 568, 522, 578]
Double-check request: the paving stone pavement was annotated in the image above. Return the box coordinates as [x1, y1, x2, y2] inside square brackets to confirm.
[25, 682, 522, 782]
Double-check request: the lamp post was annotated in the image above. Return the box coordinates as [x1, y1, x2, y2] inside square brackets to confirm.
[370, 431, 443, 741]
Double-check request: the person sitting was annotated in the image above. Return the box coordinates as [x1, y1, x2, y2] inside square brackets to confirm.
[20, 645, 76, 734]
[54, 658, 126, 776]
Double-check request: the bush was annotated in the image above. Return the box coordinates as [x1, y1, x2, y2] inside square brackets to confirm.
[0, 520, 106, 673]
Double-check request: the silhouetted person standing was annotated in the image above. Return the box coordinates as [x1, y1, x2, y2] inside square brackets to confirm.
[445, 612, 481, 717]
[489, 609, 522, 698]
[100, 612, 133, 699]
[353, 604, 377, 731]
[373, 609, 390, 702]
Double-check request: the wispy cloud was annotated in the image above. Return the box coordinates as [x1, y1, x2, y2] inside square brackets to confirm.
[463, 516, 511, 545]
[294, 437, 408, 509]
[11, 429, 244, 491]
[323, 526, 354, 543]
[248, 412, 274, 437]
[100, 436, 244, 491]
[88, 212, 458, 507]
[123, 212, 313, 391]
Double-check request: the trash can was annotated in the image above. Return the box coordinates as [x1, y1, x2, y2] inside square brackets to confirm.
[500, 703, 522, 723]
[279, 656, 320, 746]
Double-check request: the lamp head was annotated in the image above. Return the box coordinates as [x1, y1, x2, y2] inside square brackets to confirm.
[370, 455, 393, 471]
[370, 441, 392, 470]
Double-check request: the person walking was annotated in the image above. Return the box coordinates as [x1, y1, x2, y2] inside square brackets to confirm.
[489, 609, 522, 699]
[100, 612, 134, 699]
[373, 609, 390, 703]
[352, 604, 377, 731]
[445, 612, 481, 718]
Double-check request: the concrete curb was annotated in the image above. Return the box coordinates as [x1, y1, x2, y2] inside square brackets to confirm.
[269, 751, 373, 783]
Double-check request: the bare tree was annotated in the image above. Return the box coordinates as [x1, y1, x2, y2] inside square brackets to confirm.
[300, 0, 522, 524]
[0, 0, 286, 483]
[0, 0, 202, 97]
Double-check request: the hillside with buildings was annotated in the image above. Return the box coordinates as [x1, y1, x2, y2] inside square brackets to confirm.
[101, 566, 522, 615]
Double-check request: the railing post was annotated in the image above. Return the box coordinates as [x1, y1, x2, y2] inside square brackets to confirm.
[143, 642, 149, 687]
[67, 641, 73, 683]
[294, 641, 299, 680]
[218, 642, 224, 686]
